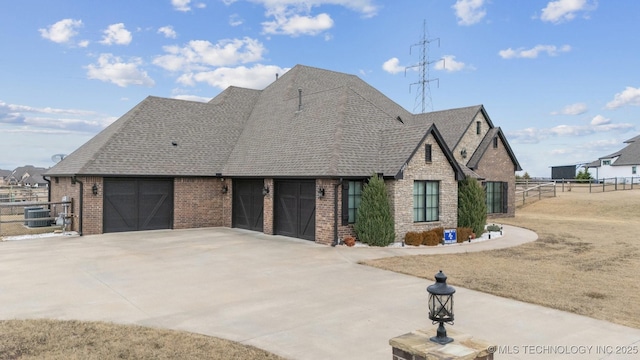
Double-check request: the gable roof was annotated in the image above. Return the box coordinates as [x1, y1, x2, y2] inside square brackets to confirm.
[411, 105, 490, 150]
[467, 127, 523, 171]
[587, 134, 640, 168]
[45, 64, 514, 179]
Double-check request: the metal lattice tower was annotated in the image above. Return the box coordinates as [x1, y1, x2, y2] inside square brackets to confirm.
[405, 20, 442, 113]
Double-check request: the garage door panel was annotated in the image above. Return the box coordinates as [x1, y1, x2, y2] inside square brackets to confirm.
[274, 180, 315, 241]
[103, 178, 173, 233]
[232, 180, 264, 232]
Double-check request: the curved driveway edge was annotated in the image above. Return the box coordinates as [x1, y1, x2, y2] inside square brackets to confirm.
[1, 227, 639, 360]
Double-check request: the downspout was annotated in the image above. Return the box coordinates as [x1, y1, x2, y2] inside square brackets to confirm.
[43, 176, 51, 203]
[73, 176, 83, 236]
[332, 178, 343, 247]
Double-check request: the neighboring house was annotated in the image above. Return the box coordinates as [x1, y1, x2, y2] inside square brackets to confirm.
[586, 135, 640, 180]
[0, 169, 12, 185]
[4, 166, 49, 187]
[44, 65, 521, 244]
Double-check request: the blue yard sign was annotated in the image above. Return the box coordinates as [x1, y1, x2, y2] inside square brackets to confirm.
[444, 229, 457, 244]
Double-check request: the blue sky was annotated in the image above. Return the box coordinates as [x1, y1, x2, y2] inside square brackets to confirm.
[1, 0, 639, 177]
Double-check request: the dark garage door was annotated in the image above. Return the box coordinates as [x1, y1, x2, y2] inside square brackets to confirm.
[274, 180, 315, 241]
[103, 178, 173, 233]
[232, 179, 264, 232]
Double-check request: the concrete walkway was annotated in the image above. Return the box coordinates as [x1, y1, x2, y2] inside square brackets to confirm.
[1, 226, 639, 360]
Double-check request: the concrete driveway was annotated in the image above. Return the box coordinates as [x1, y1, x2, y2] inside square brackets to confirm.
[1, 227, 639, 360]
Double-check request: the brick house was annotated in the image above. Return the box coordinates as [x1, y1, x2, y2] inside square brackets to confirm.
[44, 65, 520, 244]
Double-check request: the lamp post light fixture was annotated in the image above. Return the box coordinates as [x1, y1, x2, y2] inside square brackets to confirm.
[427, 270, 456, 345]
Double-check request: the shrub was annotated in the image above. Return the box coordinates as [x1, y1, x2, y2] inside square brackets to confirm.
[458, 176, 487, 236]
[354, 174, 395, 246]
[456, 227, 475, 243]
[486, 224, 501, 232]
[421, 231, 441, 246]
[430, 227, 444, 240]
[404, 231, 423, 246]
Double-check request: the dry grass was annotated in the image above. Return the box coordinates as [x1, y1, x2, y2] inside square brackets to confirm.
[363, 189, 640, 329]
[0, 319, 285, 360]
[0, 214, 63, 238]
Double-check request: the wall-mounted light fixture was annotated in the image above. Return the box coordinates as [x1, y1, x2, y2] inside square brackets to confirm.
[262, 186, 270, 196]
[317, 187, 325, 198]
[460, 149, 467, 159]
[92, 183, 98, 196]
[222, 184, 228, 194]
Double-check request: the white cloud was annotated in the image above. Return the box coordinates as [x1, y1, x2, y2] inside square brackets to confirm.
[250, 0, 378, 36]
[39, 19, 83, 44]
[452, 0, 486, 26]
[499, 44, 571, 59]
[86, 54, 155, 87]
[172, 0, 205, 11]
[177, 64, 290, 90]
[263, 12, 334, 36]
[540, 0, 596, 24]
[153, 37, 266, 72]
[605, 86, 640, 109]
[158, 26, 177, 39]
[100, 23, 132, 45]
[229, 14, 244, 26]
[434, 55, 472, 72]
[590, 115, 610, 126]
[172, 0, 192, 11]
[551, 102, 588, 115]
[0, 100, 111, 133]
[382, 58, 404, 74]
[508, 120, 634, 144]
[78, 40, 90, 48]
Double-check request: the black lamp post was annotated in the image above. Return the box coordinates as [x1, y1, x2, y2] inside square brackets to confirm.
[427, 270, 456, 345]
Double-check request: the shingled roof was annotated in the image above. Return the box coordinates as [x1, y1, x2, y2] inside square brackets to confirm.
[586, 134, 640, 168]
[45, 65, 504, 179]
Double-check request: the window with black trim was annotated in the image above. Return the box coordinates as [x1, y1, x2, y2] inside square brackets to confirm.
[425, 144, 432, 163]
[493, 137, 498, 148]
[413, 181, 439, 222]
[476, 121, 481, 134]
[348, 180, 363, 223]
[485, 181, 508, 214]
[633, 166, 637, 175]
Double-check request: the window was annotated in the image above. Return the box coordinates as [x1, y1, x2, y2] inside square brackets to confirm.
[485, 181, 508, 214]
[633, 166, 637, 175]
[347, 181, 363, 223]
[413, 181, 439, 222]
[602, 159, 611, 166]
[476, 121, 481, 135]
[493, 137, 498, 148]
[425, 144, 432, 163]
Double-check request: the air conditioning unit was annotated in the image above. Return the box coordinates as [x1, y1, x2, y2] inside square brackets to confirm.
[27, 209, 50, 228]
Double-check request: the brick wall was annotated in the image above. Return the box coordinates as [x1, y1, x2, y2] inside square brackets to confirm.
[474, 137, 517, 217]
[174, 177, 224, 229]
[222, 178, 232, 227]
[454, 112, 490, 165]
[263, 178, 274, 235]
[392, 133, 458, 242]
[48, 176, 103, 235]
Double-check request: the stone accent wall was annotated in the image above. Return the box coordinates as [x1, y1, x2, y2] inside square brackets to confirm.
[174, 177, 224, 229]
[263, 178, 274, 235]
[392, 133, 458, 242]
[453, 112, 490, 165]
[475, 137, 517, 217]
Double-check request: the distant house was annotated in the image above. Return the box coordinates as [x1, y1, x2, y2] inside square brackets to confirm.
[45, 65, 521, 243]
[3, 166, 49, 187]
[586, 135, 640, 180]
[0, 169, 12, 186]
